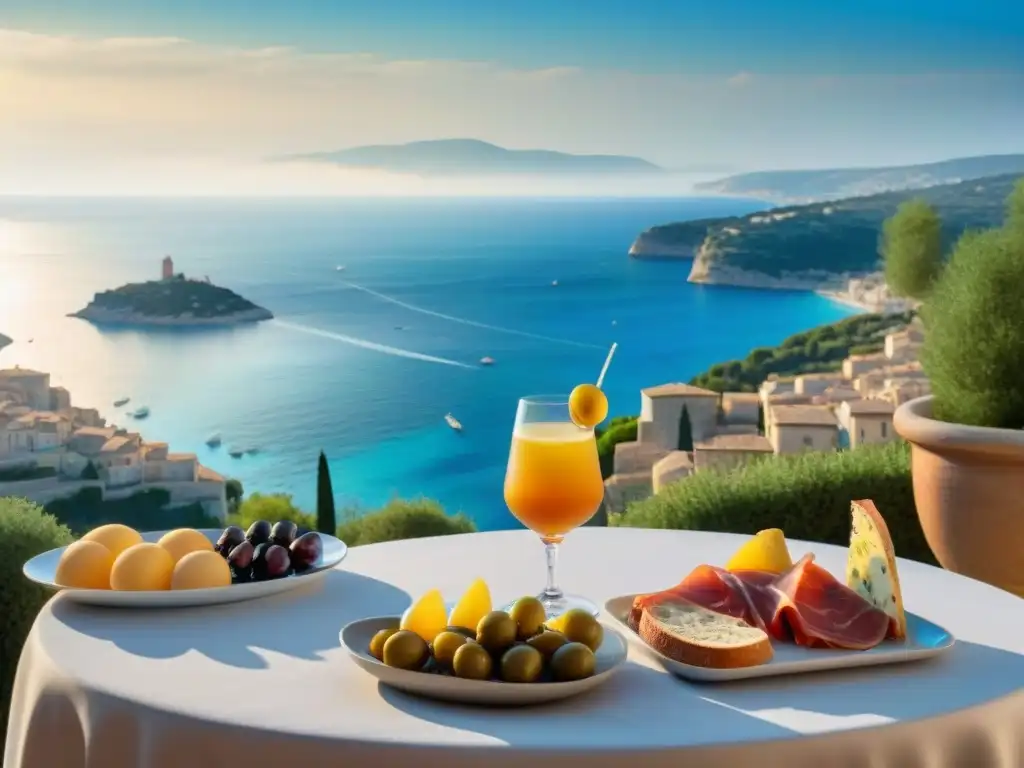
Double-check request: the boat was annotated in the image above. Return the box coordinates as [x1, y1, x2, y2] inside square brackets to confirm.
[480, 357, 495, 366]
[228, 448, 244, 459]
[244, 446, 261, 455]
[113, 397, 130, 407]
[551, 280, 559, 287]
[336, 265, 346, 271]
[611, 320, 618, 326]
[444, 413, 463, 432]
[205, 433, 222, 448]
[131, 407, 150, 419]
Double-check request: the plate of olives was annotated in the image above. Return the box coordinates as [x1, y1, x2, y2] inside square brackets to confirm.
[341, 598, 628, 706]
[26, 521, 348, 608]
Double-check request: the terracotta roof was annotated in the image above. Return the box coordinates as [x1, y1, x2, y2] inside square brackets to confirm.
[642, 383, 719, 398]
[99, 436, 137, 455]
[74, 426, 116, 439]
[844, 399, 896, 416]
[796, 372, 845, 381]
[721, 392, 760, 403]
[766, 392, 813, 405]
[166, 452, 197, 462]
[695, 434, 774, 452]
[198, 465, 225, 482]
[769, 404, 838, 427]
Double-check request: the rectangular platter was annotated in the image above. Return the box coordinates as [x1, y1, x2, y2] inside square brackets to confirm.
[604, 594, 956, 683]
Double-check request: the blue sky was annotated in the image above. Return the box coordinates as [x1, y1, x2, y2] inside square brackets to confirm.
[5, 0, 1024, 73]
[0, 1, 1022, 194]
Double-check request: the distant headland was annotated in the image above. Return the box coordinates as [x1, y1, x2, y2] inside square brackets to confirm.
[629, 172, 1022, 291]
[70, 257, 273, 327]
[278, 138, 662, 177]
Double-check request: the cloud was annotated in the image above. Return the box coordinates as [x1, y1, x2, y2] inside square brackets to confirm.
[0, 27, 1021, 194]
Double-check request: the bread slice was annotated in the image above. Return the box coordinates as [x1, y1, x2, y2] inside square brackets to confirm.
[636, 598, 774, 669]
[846, 499, 908, 639]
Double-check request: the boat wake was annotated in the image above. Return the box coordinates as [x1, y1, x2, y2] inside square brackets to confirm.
[341, 281, 603, 350]
[271, 320, 476, 369]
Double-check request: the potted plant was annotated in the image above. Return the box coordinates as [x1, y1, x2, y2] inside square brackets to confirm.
[892, 180, 1024, 597]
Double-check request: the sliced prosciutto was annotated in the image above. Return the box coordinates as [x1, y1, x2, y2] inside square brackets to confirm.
[630, 554, 897, 651]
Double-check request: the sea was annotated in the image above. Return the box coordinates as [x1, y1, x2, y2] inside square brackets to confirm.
[0, 197, 858, 531]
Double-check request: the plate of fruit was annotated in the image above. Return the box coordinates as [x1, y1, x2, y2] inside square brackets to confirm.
[341, 578, 628, 706]
[23, 519, 348, 608]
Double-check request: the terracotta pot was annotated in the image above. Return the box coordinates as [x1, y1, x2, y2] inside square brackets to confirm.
[894, 395, 1024, 598]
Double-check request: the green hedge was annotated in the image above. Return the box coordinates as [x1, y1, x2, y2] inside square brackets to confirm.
[45, 488, 221, 536]
[615, 440, 935, 565]
[337, 498, 475, 547]
[595, 416, 638, 479]
[0, 497, 75, 748]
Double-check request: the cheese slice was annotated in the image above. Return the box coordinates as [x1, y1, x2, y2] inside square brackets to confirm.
[846, 499, 907, 639]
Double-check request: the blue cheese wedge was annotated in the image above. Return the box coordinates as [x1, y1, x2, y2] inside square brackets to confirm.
[846, 499, 907, 638]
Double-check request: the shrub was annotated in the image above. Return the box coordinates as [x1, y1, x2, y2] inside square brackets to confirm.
[337, 498, 476, 547]
[225, 478, 244, 510]
[922, 226, 1024, 428]
[615, 441, 935, 564]
[0, 497, 75, 746]
[882, 199, 944, 299]
[45, 488, 220, 535]
[596, 417, 638, 478]
[231, 493, 315, 531]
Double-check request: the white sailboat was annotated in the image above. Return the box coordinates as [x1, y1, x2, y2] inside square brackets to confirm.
[444, 413, 463, 432]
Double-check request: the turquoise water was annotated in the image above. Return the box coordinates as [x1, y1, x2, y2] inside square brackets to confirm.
[0, 197, 857, 530]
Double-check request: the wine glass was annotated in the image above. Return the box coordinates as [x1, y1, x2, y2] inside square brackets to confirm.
[503, 395, 605, 617]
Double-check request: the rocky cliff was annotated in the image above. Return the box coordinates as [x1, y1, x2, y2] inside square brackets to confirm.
[629, 173, 1021, 289]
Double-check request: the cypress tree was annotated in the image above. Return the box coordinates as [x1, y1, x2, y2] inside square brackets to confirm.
[316, 450, 336, 535]
[677, 405, 694, 451]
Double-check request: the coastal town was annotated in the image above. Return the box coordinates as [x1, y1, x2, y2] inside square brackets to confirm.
[0, 368, 229, 519]
[604, 316, 927, 513]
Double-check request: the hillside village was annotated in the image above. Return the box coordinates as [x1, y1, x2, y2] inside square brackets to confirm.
[0, 366, 228, 519]
[604, 318, 927, 513]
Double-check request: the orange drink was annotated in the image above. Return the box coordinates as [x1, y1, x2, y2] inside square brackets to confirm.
[503, 394, 607, 617]
[504, 421, 604, 539]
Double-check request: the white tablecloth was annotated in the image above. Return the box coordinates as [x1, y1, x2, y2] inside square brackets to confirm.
[6, 528, 1024, 768]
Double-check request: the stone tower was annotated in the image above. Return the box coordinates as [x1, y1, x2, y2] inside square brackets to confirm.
[162, 255, 174, 280]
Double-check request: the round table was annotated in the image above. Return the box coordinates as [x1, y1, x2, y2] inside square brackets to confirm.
[6, 528, 1024, 768]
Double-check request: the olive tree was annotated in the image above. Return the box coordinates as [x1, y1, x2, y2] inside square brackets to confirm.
[881, 199, 944, 299]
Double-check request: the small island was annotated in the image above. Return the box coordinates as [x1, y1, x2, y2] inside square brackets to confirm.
[70, 257, 273, 327]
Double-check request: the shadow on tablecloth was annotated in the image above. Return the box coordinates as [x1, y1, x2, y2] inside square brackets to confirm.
[49, 569, 411, 670]
[377, 639, 1024, 750]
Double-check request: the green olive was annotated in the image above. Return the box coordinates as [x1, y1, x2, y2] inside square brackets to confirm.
[444, 625, 477, 639]
[500, 644, 544, 683]
[381, 630, 429, 671]
[559, 609, 604, 652]
[509, 596, 547, 639]
[368, 627, 399, 661]
[431, 630, 469, 668]
[452, 641, 493, 680]
[475, 611, 518, 655]
[550, 642, 597, 682]
[526, 629, 569, 660]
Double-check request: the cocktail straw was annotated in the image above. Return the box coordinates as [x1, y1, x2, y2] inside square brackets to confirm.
[596, 342, 617, 389]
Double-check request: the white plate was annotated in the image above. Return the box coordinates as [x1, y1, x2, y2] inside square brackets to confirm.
[23, 528, 348, 608]
[341, 616, 628, 706]
[605, 594, 955, 682]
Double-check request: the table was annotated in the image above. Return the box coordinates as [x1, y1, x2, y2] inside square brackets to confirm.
[6, 528, 1024, 768]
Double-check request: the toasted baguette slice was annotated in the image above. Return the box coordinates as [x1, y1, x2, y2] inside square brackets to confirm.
[637, 599, 773, 669]
[847, 499, 907, 639]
